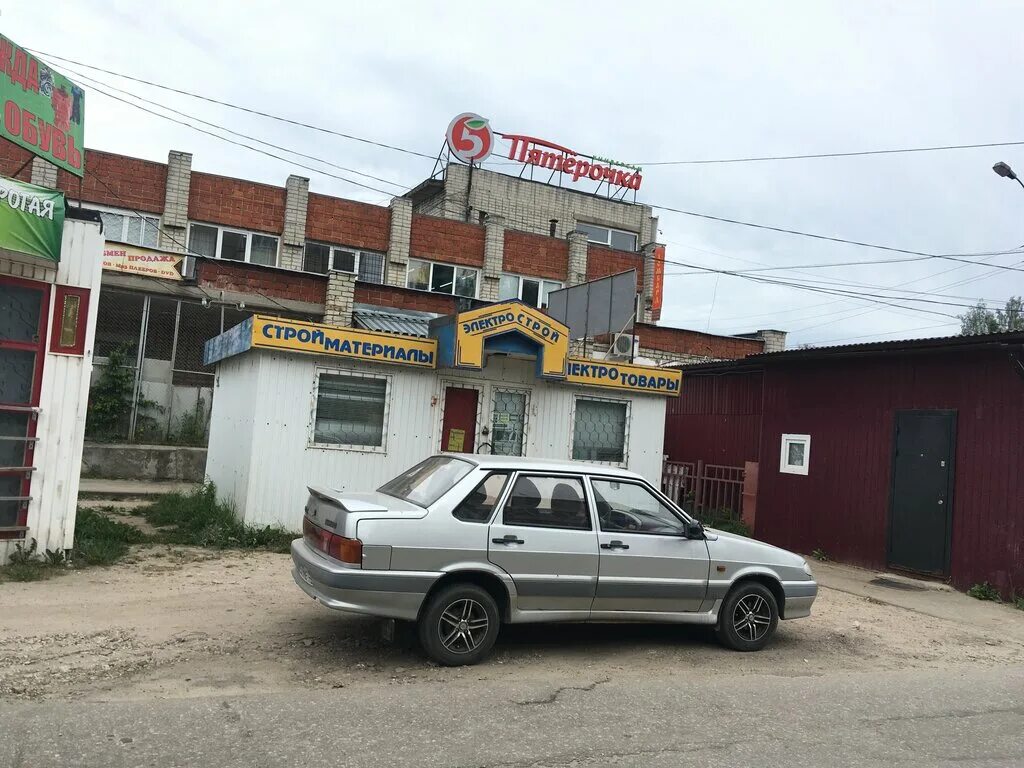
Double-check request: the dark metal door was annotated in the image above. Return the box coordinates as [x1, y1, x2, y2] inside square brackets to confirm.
[888, 410, 956, 576]
[440, 386, 478, 453]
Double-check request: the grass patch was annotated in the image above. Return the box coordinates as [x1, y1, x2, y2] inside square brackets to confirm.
[1014, 595, 1024, 611]
[74, 507, 147, 565]
[141, 483, 293, 553]
[967, 582, 1001, 601]
[811, 548, 830, 562]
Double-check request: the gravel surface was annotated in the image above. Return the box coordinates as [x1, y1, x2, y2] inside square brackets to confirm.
[1, 546, 1021, 702]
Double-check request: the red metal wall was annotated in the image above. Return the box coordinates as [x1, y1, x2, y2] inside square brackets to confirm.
[754, 353, 1024, 597]
[664, 371, 763, 466]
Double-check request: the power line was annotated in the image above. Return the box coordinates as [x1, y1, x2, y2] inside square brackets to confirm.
[786, 256, 1024, 335]
[44, 47, 1024, 277]
[62, 65, 411, 192]
[804, 322, 956, 346]
[649, 201, 1024, 270]
[78, 77, 400, 198]
[30, 48, 437, 161]
[655, 254, 962, 318]
[639, 140, 1024, 166]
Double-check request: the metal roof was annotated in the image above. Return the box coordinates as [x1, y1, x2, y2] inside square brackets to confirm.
[352, 304, 437, 338]
[677, 331, 1024, 373]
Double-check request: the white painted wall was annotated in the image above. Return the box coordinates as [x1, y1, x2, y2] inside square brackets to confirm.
[0, 216, 104, 562]
[206, 350, 667, 530]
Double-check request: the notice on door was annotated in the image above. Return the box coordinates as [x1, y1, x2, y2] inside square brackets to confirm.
[446, 428, 466, 452]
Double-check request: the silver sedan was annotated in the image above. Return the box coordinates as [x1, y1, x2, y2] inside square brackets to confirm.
[292, 454, 817, 665]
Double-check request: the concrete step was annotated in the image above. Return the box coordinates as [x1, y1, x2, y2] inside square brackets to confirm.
[78, 478, 199, 501]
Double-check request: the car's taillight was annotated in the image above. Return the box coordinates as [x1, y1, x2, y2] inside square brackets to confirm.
[303, 517, 362, 566]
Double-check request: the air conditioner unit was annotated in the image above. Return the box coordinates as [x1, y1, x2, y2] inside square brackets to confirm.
[609, 332, 638, 360]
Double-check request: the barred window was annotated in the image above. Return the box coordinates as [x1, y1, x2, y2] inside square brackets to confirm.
[572, 398, 628, 463]
[358, 251, 385, 284]
[313, 372, 389, 448]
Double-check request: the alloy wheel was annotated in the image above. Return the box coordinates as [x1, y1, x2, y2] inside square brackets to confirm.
[732, 593, 772, 642]
[437, 598, 490, 654]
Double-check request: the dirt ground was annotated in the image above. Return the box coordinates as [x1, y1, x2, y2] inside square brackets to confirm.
[1, 545, 1022, 703]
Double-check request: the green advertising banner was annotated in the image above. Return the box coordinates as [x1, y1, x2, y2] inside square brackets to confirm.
[0, 175, 64, 263]
[0, 34, 84, 177]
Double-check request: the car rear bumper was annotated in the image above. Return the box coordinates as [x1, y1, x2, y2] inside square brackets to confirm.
[290, 539, 437, 621]
[781, 580, 818, 619]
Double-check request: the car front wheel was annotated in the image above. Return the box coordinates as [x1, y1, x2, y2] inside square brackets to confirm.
[418, 583, 500, 666]
[715, 581, 779, 651]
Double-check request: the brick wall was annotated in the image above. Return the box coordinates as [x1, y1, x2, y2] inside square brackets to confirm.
[354, 283, 461, 314]
[410, 214, 485, 267]
[196, 259, 326, 305]
[0, 144, 169, 212]
[306, 193, 391, 252]
[504, 230, 568, 280]
[586, 244, 644, 290]
[189, 171, 285, 233]
[0, 141, 34, 181]
[634, 323, 764, 360]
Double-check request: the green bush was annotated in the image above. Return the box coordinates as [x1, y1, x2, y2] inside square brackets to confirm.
[0, 540, 63, 581]
[86, 343, 163, 442]
[967, 582, 1001, 601]
[142, 483, 293, 552]
[697, 507, 751, 538]
[1014, 595, 1024, 611]
[170, 397, 208, 446]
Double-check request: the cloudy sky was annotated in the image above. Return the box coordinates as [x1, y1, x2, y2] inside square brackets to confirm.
[9, 1, 1024, 345]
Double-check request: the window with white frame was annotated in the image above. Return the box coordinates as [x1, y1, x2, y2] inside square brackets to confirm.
[406, 258, 478, 298]
[572, 397, 629, 463]
[303, 242, 385, 283]
[498, 274, 562, 308]
[187, 223, 279, 266]
[312, 370, 390, 450]
[98, 207, 161, 248]
[575, 222, 638, 252]
[779, 433, 810, 475]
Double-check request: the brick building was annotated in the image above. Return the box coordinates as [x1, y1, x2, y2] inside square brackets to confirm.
[0, 143, 784, 443]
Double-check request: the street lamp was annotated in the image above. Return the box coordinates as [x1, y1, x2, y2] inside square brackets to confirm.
[993, 161, 1024, 190]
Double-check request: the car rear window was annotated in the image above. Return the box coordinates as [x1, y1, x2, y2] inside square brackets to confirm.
[378, 456, 474, 508]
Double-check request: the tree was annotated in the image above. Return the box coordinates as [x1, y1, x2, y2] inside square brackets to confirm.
[959, 296, 1024, 335]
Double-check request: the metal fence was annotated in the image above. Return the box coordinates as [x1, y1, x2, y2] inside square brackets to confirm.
[662, 460, 746, 519]
[90, 289, 252, 444]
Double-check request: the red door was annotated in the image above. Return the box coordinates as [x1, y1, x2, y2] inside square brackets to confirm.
[0, 276, 50, 539]
[441, 387, 478, 453]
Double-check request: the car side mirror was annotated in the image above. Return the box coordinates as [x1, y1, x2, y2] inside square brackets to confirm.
[685, 521, 704, 539]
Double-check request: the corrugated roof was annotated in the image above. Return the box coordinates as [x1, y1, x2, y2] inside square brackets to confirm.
[677, 331, 1024, 373]
[352, 304, 437, 338]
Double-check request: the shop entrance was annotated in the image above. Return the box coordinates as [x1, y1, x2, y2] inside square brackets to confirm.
[440, 386, 478, 453]
[489, 389, 528, 456]
[0, 276, 49, 538]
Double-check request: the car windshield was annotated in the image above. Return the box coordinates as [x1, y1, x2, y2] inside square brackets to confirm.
[378, 456, 474, 508]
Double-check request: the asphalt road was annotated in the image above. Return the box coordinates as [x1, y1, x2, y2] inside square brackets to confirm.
[3, 665, 1022, 768]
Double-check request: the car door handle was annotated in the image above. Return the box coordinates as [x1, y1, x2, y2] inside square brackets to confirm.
[492, 535, 525, 545]
[601, 540, 630, 550]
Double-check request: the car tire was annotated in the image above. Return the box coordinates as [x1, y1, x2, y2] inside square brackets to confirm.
[418, 583, 500, 666]
[715, 581, 779, 652]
